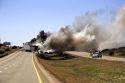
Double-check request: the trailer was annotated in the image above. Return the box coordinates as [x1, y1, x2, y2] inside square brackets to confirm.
[23, 42, 38, 52]
[23, 43, 31, 52]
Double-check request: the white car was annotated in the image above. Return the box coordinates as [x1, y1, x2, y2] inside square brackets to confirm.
[43, 49, 56, 54]
[90, 50, 102, 58]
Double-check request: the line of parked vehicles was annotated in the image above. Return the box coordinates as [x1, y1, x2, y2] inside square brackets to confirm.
[23, 43, 56, 53]
[23, 42, 102, 58]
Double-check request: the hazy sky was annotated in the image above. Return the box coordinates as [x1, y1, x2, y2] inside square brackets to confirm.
[0, 0, 125, 46]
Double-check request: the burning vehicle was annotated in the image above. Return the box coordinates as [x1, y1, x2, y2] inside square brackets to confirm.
[43, 49, 56, 54]
[36, 46, 56, 54]
[36, 48, 57, 58]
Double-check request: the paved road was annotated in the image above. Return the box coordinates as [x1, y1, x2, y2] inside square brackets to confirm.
[64, 51, 125, 62]
[0, 51, 39, 83]
[34, 55, 61, 83]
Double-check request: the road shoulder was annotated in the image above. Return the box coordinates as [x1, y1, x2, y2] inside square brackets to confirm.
[0, 51, 20, 62]
[33, 53, 61, 83]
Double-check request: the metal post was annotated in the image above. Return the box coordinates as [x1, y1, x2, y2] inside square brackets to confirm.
[0, 38, 1, 44]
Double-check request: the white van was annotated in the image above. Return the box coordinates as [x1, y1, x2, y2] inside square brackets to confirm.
[90, 50, 102, 58]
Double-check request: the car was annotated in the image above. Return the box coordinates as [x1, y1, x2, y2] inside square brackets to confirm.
[42, 49, 56, 54]
[90, 49, 102, 58]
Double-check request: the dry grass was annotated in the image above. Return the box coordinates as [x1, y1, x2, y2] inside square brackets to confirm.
[6, 48, 19, 55]
[101, 47, 125, 57]
[0, 46, 20, 58]
[37, 54, 125, 83]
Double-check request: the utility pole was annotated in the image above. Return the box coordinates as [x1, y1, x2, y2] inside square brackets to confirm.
[0, 38, 1, 44]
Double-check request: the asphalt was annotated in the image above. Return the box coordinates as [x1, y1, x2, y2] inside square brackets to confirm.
[33, 55, 61, 83]
[2, 50, 123, 83]
[64, 51, 125, 62]
[0, 51, 39, 83]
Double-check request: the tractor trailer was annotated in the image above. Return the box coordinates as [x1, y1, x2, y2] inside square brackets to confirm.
[23, 42, 31, 52]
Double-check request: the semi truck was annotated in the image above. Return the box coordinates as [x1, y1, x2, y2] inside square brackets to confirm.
[23, 42, 31, 52]
[23, 42, 38, 52]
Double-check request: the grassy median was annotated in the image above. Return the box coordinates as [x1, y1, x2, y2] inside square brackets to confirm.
[37, 54, 125, 83]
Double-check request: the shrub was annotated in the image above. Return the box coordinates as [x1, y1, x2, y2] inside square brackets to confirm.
[109, 51, 114, 56]
[12, 46, 17, 49]
[5, 48, 10, 51]
[0, 52, 8, 58]
[0, 49, 5, 54]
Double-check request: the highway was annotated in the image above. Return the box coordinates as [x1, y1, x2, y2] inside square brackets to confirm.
[1, 50, 124, 83]
[0, 51, 39, 83]
[64, 51, 125, 62]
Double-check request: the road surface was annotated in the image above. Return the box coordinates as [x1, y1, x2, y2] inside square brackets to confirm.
[34, 55, 61, 83]
[0, 51, 39, 83]
[64, 51, 125, 62]
[1, 50, 123, 83]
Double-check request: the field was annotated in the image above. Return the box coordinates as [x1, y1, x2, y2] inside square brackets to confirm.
[37, 54, 125, 83]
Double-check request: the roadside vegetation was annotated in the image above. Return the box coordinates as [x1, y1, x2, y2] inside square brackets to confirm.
[101, 47, 125, 57]
[37, 53, 125, 83]
[0, 45, 20, 58]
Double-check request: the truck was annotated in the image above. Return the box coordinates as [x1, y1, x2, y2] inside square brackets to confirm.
[90, 49, 102, 58]
[23, 42, 38, 52]
[23, 43, 31, 52]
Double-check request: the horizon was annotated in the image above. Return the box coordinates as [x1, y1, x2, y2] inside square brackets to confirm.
[0, 0, 125, 46]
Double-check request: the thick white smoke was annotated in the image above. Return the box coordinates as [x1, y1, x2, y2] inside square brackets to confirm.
[38, 5, 125, 51]
[43, 13, 100, 51]
[99, 5, 125, 50]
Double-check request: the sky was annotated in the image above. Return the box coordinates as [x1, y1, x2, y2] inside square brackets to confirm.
[0, 0, 125, 46]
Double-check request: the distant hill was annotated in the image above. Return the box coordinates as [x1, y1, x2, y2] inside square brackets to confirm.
[101, 47, 125, 57]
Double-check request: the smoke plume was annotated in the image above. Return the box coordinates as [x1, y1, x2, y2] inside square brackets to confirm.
[99, 5, 125, 50]
[39, 5, 125, 51]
